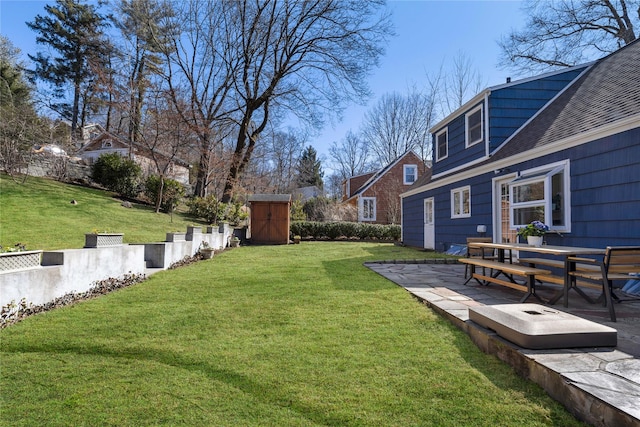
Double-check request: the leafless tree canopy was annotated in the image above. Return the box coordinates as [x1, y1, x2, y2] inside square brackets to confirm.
[218, 0, 392, 202]
[499, 0, 639, 74]
[328, 130, 372, 180]
[361, 90, 434, 165]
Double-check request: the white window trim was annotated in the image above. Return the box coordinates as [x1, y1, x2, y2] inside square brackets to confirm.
[451, 185, 471, 218]
[465, 105, 483, 147]
[403, 164, 417, 185]
[436, 128, 448, 162]
[360, 197, 376, 222]
[509, 160, 571, 232]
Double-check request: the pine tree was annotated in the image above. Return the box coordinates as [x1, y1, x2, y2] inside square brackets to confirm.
[27, 0, 110, 139]
[296, 146, 324, 189]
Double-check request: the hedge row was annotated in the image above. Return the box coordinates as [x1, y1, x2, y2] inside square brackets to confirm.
[290, 221, 401, 241]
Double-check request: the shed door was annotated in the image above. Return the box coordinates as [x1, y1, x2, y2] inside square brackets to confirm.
[252, 202, 289, 244]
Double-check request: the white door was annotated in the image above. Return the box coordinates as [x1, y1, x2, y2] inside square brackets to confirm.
[493, 175, 518, 243]
[424, 198, 435, 249]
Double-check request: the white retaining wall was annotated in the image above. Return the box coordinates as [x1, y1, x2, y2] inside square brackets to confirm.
[0, 224, 234, 308]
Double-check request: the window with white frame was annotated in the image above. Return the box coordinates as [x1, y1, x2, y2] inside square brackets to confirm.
[509, 161, 570, 230]
[361, 197, 376, 221]
[465, 105, 483, 147]
[436, 128, 448, 161]
[451, 186, 471, 218]
[403, 164, 417, 185]
[102, 141, 112, 148]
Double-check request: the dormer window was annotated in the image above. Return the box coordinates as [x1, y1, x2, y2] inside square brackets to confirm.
[465, 105, 483, 147]
[436, 128, 448, 161]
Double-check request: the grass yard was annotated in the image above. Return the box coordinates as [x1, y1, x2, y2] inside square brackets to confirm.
[0, 242, 584, 426]
[0, 174, 203, 250]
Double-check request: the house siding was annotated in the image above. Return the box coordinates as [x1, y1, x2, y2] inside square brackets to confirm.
[432, 101, 486, 175]
[488, 68, 587, 151]
[402, 127, 640, 250]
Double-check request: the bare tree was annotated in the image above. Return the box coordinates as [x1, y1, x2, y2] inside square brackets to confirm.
[441, 51, 485, 114]
[361, 88, 435, 166]
[137, 90, 193, 212]
[328, 130, 372, 180]
[265, 129, 305, 193]
[499, 0, 639, 74]
[158, 0, 239, 197]
[220, 0, 392, 202]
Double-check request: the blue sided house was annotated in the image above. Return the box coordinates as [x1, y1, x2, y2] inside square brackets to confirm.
[401, 40, 640, 251]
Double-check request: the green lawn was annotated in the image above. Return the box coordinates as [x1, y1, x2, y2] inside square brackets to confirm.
[0, 242, 584, 426]
[0, 174, 204, 250]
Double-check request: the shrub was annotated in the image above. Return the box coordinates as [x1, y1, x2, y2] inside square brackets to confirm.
[290, 199, 306, 221]
[303, 196, 331, 221]
[144, 175, 185, 213]
[187, 195, 225, 224]
[224, 201, 249, 225]
[290, 221, 400, 241]
[187, 196, 248, 225]
[91, 153, 141, 198]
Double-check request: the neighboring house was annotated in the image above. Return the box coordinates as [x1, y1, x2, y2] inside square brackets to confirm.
[401, 41, 640, 251]
[344, 150, 429, 224]
[77, 131, 191, 186]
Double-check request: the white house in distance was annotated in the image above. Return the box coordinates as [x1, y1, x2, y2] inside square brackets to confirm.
[77, 129, 190, 187]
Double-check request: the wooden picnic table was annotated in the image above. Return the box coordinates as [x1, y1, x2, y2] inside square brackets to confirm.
[467, 242, 605, 306]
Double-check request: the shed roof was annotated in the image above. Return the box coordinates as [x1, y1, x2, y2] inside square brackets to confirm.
[248, 194, 292, 203]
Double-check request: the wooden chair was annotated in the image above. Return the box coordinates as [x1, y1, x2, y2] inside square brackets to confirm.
[568, 246, 640, 322]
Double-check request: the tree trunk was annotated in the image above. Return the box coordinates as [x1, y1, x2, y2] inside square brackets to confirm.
[155, 175, 165, 213]
[193, 147, 210, 197]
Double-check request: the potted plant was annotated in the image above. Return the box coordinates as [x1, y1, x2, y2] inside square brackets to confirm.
[229, 236, 240, 248]
[517, 221, 549, 247]
[0, 243, 43, 271]
[199, 242, 215, 259]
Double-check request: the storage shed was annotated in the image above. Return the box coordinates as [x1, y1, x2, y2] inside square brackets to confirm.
[248, 194, 291, 245]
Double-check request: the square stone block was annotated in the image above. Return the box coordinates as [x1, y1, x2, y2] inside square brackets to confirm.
[469, 303, 617, 349]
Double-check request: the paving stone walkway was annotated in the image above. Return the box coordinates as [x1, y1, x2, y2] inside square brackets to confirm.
[365, 261, 640, 427]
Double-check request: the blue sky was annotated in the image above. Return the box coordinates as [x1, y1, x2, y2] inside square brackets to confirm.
[1, 0, 525, 170]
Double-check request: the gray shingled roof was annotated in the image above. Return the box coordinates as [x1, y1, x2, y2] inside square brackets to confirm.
[490, 39, 640, 161]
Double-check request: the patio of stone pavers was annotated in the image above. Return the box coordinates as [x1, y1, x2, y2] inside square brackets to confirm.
[365, 260, 640, 427]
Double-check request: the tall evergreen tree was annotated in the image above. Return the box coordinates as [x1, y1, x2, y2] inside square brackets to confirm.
[27, 0, 110, 139]
[296, 146, 324, 189]
[0, 36, 31, 108]
[1, 36, 42, 175]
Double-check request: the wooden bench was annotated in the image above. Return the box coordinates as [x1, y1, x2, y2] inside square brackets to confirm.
[568, 246, 640, 322]
[518, 257, 599, 271]
[518, 257, 608, 304]
[459, 258, 551, 303]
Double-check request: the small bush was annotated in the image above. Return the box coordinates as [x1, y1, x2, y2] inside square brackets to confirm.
[187, 195, 225, 224]
[290, 199, 306, 221]
[91, 153, 141, 198]
[144, 175, 185, 213]
[187, 196, 248, 225]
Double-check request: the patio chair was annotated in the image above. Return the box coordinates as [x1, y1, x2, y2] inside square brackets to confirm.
[568, 246, 640, 322]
